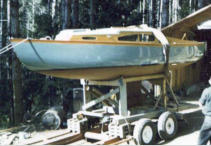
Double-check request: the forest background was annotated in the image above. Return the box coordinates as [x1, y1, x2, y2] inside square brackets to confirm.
[0, 0, 210, 129]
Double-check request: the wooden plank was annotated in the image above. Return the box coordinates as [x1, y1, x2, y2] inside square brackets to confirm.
[88, 79, 120, 86]
[166, 79, 179, 106]
[84, 132, 109, 141]
[82, 88, 119, 110]
[162, 79, 167, 110]
[81, 111, 104, 118]
[109, 136, 133, 145]
[36, 133, 83, 145]
[22, 129, 70, 145]
[94, 137, 120, 145]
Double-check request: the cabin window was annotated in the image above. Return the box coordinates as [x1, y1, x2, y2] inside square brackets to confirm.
[118, 35, 138, 41]
[82, 37, 96, 40]
[139, 34, 155, 42]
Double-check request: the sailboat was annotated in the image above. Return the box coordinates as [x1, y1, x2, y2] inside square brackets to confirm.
[10, 25, 206, 81]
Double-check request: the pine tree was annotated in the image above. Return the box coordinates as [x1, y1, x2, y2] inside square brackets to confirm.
[89, 0, 95, 29]
[71, 0, 79, 28]
[61, 0, 71, 29]
[10, 0, 24, 125]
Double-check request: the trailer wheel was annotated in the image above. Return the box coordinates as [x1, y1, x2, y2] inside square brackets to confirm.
[133, 118, 155, 145]
[157, 111, 178, 140]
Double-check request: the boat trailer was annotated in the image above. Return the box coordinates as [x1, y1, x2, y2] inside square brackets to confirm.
[66, 73, 182, 145]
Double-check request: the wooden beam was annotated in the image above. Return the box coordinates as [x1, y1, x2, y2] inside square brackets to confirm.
[108, 136, 133, 145]
[94, 137, 120, 145]
[163, 79, 167, 110]
[21, 130, 70, 145]
[166, 79, 180, 106]
[82, 88, 119, 110]
[36, 133, 83, 145]
[88, 80, 120, 86]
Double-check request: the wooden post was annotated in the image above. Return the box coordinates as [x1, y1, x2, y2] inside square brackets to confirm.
[163, 78, 167, 110]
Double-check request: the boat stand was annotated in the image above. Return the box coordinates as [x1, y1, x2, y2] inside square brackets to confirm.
[67, 73, 180, 143]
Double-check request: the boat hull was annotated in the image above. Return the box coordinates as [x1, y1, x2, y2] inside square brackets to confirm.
[11, 39, 205, 80]
[11, 40, 165, 71]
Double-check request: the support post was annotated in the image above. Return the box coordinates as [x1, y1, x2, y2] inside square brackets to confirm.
[119, 80, 128, 116]
[81, 79, 87, 107]
[163, 79, 167, 110]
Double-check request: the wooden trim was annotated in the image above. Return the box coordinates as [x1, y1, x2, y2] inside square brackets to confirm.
[10, 37, 204, 47]
[10, 38, 163, 47]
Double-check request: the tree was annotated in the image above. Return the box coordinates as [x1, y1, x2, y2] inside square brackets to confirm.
[2, 0, 7, 47]
[148, 0, 153, 26]
[89, 0, 95, 29]
[61, 0, 71, 29]
[152, 0, 158, 27]
[71, 0, 79, 28]
[161, 0, 169, 27]
[10, 0, 24, 125]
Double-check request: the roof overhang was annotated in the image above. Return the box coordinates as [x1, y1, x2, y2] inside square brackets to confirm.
[162, 4, 211, 38]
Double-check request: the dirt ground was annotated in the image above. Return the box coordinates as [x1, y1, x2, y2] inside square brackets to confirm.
[160, 109, 204, 145]
[124, 97, 205, 145]
[159, 95, 206, 145]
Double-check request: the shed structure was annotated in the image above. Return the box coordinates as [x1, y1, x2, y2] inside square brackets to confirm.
[162, 4, 211, 90]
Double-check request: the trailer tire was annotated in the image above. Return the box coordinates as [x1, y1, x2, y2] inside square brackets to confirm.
[133, 118, 156, 145]
[157, 111, 178, 140]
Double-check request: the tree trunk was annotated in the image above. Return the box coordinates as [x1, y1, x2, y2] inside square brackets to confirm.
[0, 0, 2, 81]
[157, 0, 161, 28]
[152, 0, 157, 27]
[189, 0, 192, 13]
[142, 0, 145, 24]
[71, 0, 79, 28]
[0, 0, 8, 88]
[168, 0, 172, 24]
[52, 0, 59, 36]
[172, 0, 178, 23]
[48, 0, 52, 15]
[162, 0, 169, 27]
[2, 0, 7, 47]
[61, 0, 71, 29]
[197, 0, 203, 9]
[159, 0, 163, 28]
[89, 0, 96, 29]
[10, 0, 23, 125]
[148, 0, 153, 26]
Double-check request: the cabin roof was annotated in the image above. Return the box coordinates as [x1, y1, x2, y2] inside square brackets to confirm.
[55, 25, 157, 41]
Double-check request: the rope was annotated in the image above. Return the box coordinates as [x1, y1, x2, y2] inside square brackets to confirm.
[0, 38, 30, 55]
